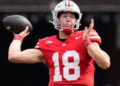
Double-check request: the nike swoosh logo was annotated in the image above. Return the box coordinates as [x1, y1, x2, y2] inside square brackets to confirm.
[75, 36, 81, 39]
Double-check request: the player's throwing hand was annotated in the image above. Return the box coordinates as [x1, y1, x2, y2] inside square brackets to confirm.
[18, 26, 30, 38]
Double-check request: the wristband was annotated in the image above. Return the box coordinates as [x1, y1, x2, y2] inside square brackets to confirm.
[13, 35, 23, 42]
[83, 38, 92, 47]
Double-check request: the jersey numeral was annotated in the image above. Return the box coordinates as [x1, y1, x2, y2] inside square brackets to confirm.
[52, 50, 80, 81]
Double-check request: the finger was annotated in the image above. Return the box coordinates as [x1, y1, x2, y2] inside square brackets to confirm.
[13, 33, 16, 36]
[83, 26, 89, 39]
[24, 26, 29, 32]
[26, 32, 30, 36]
[91, 18, 94, 27]
[88, 18, 94, 37]
[88, 18, 94, 32]
[84, 26, 88, 30]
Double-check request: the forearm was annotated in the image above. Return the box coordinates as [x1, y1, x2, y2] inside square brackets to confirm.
[8, 38, 44, 63]
[8, 40, 22, 58]
[87, 43, 110, 69]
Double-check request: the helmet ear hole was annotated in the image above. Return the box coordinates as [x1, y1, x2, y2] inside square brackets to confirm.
[57, 11, 64, 19]
[74, 13, 79, 20]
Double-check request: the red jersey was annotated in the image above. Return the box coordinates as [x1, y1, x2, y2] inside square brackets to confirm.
[35, 30, 101, 86]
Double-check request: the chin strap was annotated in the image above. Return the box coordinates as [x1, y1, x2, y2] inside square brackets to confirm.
[62, 27, 74, 34]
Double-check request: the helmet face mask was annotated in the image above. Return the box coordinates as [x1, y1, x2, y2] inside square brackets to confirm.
[59, 12, 76, 27]
[52, 0, 82, 34]
[59, 16, 77, 34]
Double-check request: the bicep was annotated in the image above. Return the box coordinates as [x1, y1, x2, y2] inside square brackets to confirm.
[9, 48, 44, 63]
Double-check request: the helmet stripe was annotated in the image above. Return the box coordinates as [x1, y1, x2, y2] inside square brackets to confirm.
[67, 0, 70, 7]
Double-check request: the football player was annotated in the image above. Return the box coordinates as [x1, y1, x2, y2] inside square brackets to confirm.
[8, 0, 111, 86]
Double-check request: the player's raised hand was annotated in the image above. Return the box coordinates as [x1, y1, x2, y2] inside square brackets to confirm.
[14, 26, 30, 38]
[19, 26, 30, 38]
[83, 18, 94, 40]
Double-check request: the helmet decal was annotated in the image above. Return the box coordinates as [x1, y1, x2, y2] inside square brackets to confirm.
[65, 0, 71, 8]
[68, 0, 71, 7]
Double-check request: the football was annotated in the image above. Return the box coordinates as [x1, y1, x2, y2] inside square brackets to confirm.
[3, 15, 33, 34]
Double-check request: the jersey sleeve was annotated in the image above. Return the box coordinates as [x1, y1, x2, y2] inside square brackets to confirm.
[34, 38, 50, 67]
[89, 29, 102, 45]
[35, 37, 49, 49]
[35, 39, 43, 49]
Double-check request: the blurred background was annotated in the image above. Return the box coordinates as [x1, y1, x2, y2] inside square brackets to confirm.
[0, 0, 120, 86]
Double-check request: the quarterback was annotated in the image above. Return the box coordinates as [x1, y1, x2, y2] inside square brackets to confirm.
[8, 0, 111, 86]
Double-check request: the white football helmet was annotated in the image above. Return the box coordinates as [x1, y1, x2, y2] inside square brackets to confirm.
[52, 0, 82, 33]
